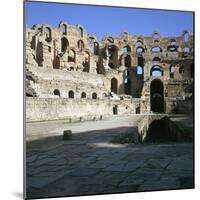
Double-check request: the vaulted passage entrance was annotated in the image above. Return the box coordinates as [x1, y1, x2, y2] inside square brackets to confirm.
[150, 79, 164, 113]
[111, 78, 118, 94]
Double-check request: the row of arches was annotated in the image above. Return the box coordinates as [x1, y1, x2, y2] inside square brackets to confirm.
[108, 36, 191, 55]
[52, 79, 187, 114]
[135, 46, 191, 54]
[106, 45, 191, 70]
[59, 22, 84, 37]
[109, 45, 191, 63]
[37, 25, 191, 53]
[108, 31, 190, 47]
[61, 37, 85, 53]
[122, 63, 192, 79]
[150, 64, 193, 78]
[34, 25, 84, 44]
[53, 49, 90, 70]
[52, 80, 171, 113]
[53, 89, 98, 99]
[110, 77, 165, 113]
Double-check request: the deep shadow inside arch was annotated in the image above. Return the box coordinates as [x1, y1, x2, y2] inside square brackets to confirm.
[111, 78, 118, 94]
[150, 79, 164, 113]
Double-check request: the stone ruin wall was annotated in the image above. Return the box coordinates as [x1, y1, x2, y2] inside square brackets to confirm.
[26, 21, 194, 122]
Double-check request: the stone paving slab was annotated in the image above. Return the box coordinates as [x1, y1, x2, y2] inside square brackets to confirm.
[27, 169, 74, 188]
[137, 177, 180, 191]
[67, 168, 101, 177]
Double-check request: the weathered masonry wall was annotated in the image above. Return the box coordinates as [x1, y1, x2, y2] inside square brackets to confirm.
[26, 21, 194, 122]
[26, 97, 137, 122]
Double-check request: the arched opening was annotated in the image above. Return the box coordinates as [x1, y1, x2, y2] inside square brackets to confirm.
[53, 89, 60, 97]
[93, 42, 99, 55]
[88, 37, 95, 53]
[123, 45, 131, 53]
[78, 40, 84, 51]
[169, 65, 175, 79]
[92, 93, 97, 99]
[61, 37, 69, 52]
[108, 45, 118, 68]
[122, 31, 128, 39]
[150, 79, 164, 113]
[61, 24, 67, 35]
[184, 47, 190, 53]
[111, 78, 118, 94]
[151, 46, 162, 53]
[81, 92, 86, 98]
[137, 66, 143, 75]
[109, 63, 114, 69]
[154, 39, 159, 44]
[113, 105, 118, 115]
[44, 27, 51, 42]
[78, 27, 83, 37]
[150, 65, 163, 77]
[152, 57, 161, 62]
[59, 22, 68, 35]
[167, 46, 177, 52]
[107, 37, 114, 45]
[124, 77, 131, 95]
[167, 39, 178, 52]
[136, 106, 140, 114]
[83, 52, 90, 72]
[125, 55, 131, 67]
[68, 90, 74, 98]
[170, 39, 176, 46]
[30, 35, 36, 50]
[153, 33, 159, 39]
[26, 92, 34, 97]
[136, 40, 143, 46]
[136, 46, 144, 54]
[68, 49, 75, 62]
[124, 69, 131, 95]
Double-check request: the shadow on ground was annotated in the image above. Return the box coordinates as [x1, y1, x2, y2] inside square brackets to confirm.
[26, 123, 194, 199]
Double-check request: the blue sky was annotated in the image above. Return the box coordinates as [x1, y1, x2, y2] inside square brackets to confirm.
[25, 1, 194, 40]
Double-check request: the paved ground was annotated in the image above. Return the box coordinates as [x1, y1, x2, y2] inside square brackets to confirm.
[26, 115, 194, 199]
[26, 114, 144, 141]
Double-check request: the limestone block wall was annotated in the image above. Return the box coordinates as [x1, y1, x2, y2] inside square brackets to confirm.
[26, 98, 137, 122]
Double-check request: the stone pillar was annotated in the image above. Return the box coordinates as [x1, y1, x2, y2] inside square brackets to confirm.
[163, 63, 170, 80]
[174, 64, 179, 79]
[26, 39, 37, 66]
[118, 71, 125, 95]
[42, 43, 53, 68]
[143, 62, 150, 81]
[132, 56, 137, 66]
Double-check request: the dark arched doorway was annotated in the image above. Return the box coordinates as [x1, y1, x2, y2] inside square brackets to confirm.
[150, 79, 164, 113]
[113, 105, 118, 115]
[111, 78, 118, 94]
[61, 37, 69, 52]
